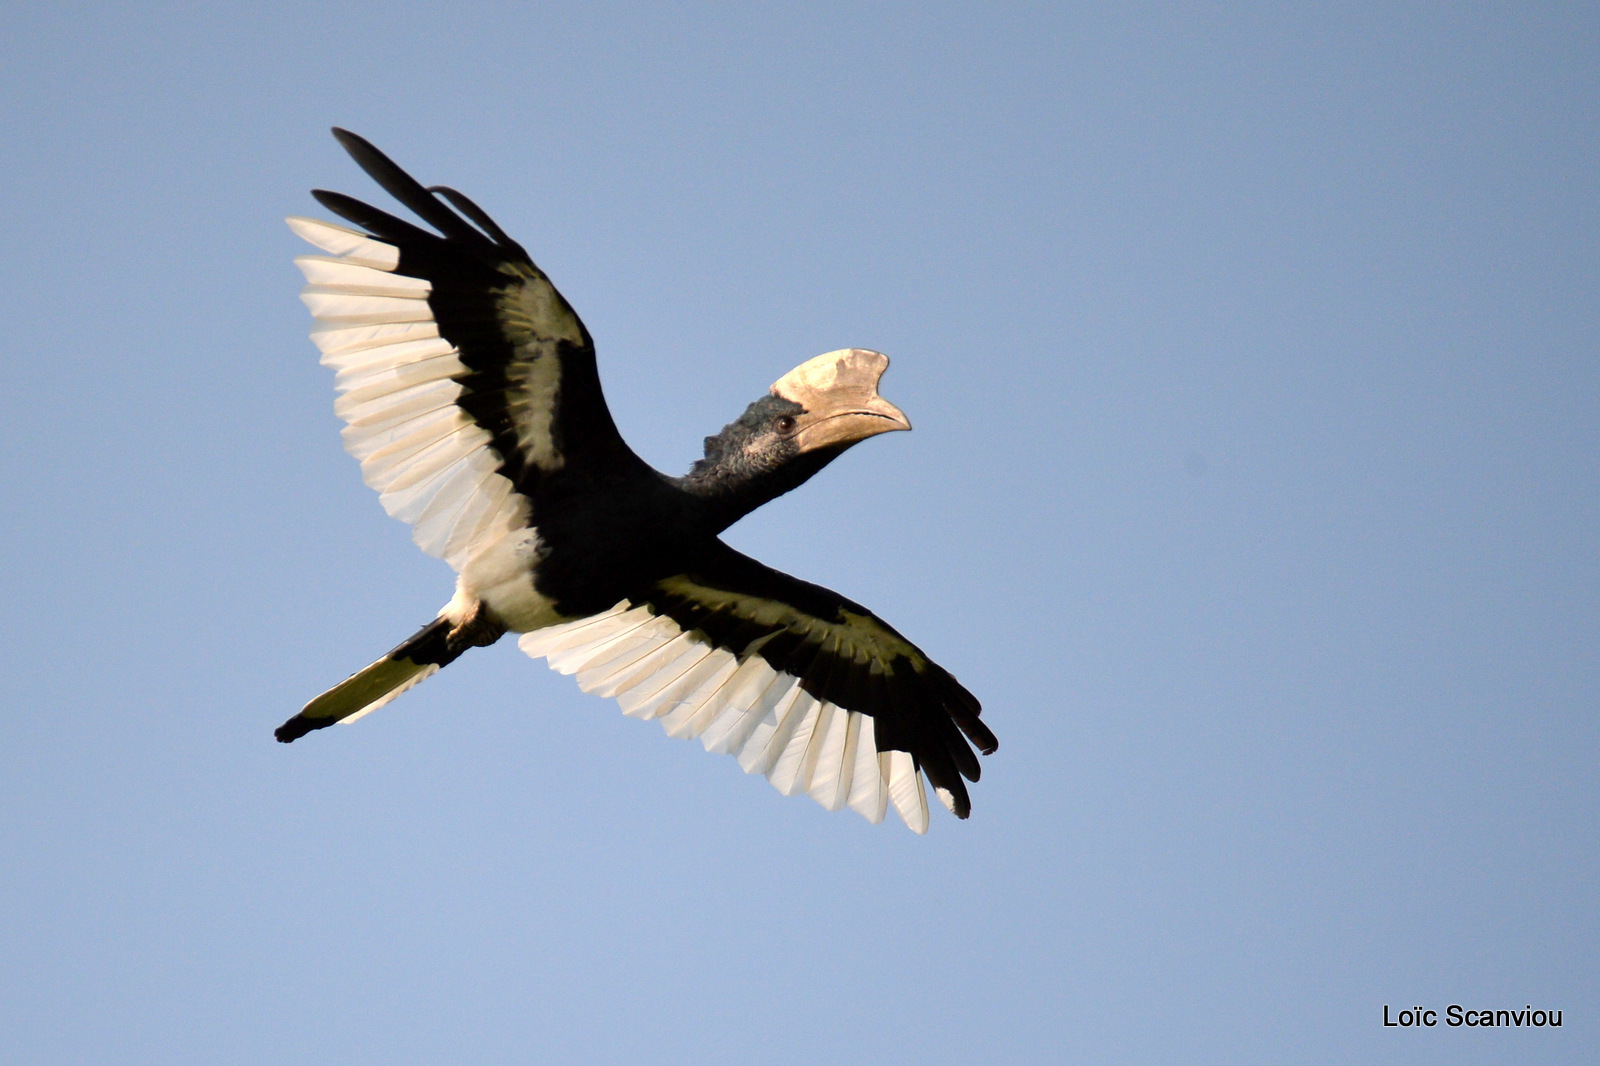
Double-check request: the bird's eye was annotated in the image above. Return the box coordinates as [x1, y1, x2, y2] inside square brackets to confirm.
[775, 415, 797, 435]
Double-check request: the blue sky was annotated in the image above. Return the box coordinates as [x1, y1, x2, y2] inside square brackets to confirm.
[1, 3, 1595, 1063]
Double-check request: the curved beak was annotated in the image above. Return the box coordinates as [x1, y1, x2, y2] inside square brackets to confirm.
[769, 348, 912, 453]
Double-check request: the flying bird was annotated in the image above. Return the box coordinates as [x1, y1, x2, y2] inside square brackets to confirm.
[278, 129, 997, 832]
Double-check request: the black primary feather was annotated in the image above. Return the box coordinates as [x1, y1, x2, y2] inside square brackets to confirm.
[329, 127, 493, 248]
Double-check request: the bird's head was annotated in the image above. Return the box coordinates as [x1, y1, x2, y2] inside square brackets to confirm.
[684, 349, 911, 524]
[766, 348, 912, 453]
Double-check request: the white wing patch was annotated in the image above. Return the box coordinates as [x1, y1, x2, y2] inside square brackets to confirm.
[289, 216, 531, 572]
[517, 603, 936, 833]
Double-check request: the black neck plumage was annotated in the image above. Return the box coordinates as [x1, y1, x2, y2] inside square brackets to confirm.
[673, 443, 840, 533]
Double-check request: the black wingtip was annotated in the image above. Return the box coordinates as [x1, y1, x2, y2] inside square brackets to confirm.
[427, 184, 524, 255]
[330, 127, 374, 158]
[329, 128, 377, 168]
[939, 778, 973, 819]
[310, 188, 441, 248]
[937, 669, 998, 756]
[323, 128, 491, 248]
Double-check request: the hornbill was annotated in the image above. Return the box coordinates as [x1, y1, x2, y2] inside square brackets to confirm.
[278, 129, 997, 832]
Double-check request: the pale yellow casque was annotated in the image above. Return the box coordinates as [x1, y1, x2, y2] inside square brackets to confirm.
[769, 348, 912, 453]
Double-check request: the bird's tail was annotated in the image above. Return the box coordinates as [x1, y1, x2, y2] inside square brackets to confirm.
[276, 617, 466, 742]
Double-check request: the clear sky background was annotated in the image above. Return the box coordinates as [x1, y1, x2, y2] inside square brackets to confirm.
[1, 3, 1595, 1063]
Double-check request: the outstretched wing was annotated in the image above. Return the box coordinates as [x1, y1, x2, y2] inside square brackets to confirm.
[289, 128, 641, 571]
[518, 543, 997, 833]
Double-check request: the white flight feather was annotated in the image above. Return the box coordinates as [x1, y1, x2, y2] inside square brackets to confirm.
[681, 656, 777, 742]
[656, 656, 745, 739]
[574, 622, 680, 692]
[300, 289, 434, 324]
[367, 428, 482, 494]
[847, 716, 889, 823]
[313, 321, 441, 357]
[887, 750, 929, 834]
[767, 696, 825, 795]
[443, 477, 513, 563]
[294, 255, 431, 295]
[642, 650, 740, 724]
[411, 463, 494, 554]
[286, 216, 400, 268]
[615, 643, 719, 717]
[544, 612, 660, 674]
[335, 377, 460, 427]
[830, 711, 866, 813]
[343, 405, 465, 461]
[806, 704, 855, 811]
[701, 672, 792, 756]
[356, 415, 477, 477]
[515, 604, 630, 659]
[327, 338, 457, 380]
[587, 631, 700, 700]
[334, 352, 468, 409]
